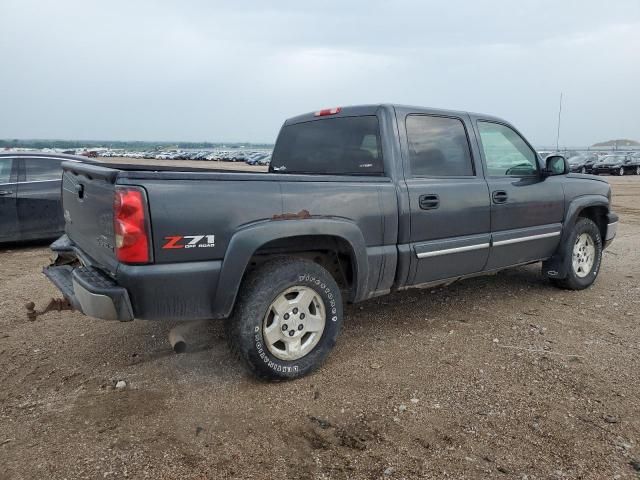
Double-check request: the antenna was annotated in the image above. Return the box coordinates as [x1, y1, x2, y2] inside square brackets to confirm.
[555, 92, 563, 152]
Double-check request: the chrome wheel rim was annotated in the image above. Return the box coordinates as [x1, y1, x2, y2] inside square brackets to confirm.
[581, 167, 586, 174]
[262, 286, 326, 361]
[572, 233, 595, 278]
[619, 167, 624, 176]
[636, 166, 640, 175]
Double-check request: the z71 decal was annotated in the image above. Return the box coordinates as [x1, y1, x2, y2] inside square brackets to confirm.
[162, 235, 216, 249]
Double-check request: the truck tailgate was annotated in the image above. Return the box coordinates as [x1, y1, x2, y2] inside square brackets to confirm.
[61, 161, 120, 274]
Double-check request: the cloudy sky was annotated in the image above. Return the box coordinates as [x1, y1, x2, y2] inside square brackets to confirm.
[1, 0, 639, 146]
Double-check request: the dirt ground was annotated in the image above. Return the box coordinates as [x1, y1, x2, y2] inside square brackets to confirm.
[1, 176, 639, 479]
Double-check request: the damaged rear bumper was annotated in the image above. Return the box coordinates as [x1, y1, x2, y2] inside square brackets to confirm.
[44, 264, 134, 321]
[44, 234, 224, 321]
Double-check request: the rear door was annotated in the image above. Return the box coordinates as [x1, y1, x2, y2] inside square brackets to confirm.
[474, 120, 564, 270]
[398, 111, 491, 285]
[16, 157, 65, 238]
[0, 157, 19, 241]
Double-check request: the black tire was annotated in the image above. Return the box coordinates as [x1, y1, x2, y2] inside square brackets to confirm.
[551, 217, 602, 290]
[225, 257, 343, 380]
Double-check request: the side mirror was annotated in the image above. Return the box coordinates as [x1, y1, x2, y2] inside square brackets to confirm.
[544, 155, 568, 176]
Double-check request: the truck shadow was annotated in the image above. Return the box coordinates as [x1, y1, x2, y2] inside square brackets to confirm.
[341, 264, 554, 339]
[96, 264, 555, 379]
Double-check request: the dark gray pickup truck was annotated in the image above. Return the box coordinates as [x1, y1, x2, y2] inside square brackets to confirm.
[44, 104, 618, 380]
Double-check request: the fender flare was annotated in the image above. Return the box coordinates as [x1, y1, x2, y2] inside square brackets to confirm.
[543, 194, 609, 279]
[211, 218, 369, 319]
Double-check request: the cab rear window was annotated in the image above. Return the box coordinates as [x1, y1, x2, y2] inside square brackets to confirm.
[270, 116, 384, 175]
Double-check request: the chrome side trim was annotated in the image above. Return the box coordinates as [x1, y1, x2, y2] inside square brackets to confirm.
[17, 179, 60, 184]
[416, 242, 490, 258]
[493, 231, 561, 247]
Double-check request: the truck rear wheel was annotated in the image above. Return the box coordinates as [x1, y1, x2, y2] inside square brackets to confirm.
[225, 257, 343, 380]
[551, 217, 602, 290]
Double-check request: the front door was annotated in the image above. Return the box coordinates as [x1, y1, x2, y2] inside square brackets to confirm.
[0, 157, 18, 241]
[474, 120, 564, 270]
[400, 113, 491, 285]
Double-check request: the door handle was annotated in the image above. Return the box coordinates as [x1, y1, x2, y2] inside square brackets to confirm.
[492, 190, 508, 204]
[419, 194, 440, 210]
[0, 190, 13, 196]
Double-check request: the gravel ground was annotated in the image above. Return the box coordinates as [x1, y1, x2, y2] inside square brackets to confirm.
[1, 176, 639, 479]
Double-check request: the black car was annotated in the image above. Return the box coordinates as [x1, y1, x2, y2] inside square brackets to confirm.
[0, 152, 90, 242]
[567, 154, 598, 174]
[592, 154, 640, 176]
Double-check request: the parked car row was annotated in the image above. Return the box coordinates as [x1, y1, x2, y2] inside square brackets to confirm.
[591, 154, 640, 176]
[537, 150, 640, 175]
[99, 149, 272, 165]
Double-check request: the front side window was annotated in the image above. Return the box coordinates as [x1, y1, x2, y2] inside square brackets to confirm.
[478, 122, 538, 176]
[270, 116, 383, 175]
[23, 158, 62, 182]
[0, 158, 13, 183]
[406, 115, 474, 177]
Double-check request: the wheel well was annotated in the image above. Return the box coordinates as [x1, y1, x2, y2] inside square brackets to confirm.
[578, 206, 607, 240]
[246, 235, 356, 299]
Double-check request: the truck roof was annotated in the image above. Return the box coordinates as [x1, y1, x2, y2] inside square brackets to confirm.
[283, 104, 505, 125]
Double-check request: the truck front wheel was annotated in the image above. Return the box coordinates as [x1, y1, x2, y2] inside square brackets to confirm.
[225, 257, 343, 380]
[551, 217, 602, 290]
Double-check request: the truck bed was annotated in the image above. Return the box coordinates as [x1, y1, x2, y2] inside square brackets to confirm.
[96, 157, 268, 173]
[57, 159, 397, 321]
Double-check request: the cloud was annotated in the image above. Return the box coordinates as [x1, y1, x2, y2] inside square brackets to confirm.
[0, 0, 638, 145]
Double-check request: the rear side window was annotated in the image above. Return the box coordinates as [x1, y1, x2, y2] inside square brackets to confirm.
[270, 116, 383, 175]
[23, 158, 63, 182]
[0, 158, 13, 183]
[406, 115, 474, 176]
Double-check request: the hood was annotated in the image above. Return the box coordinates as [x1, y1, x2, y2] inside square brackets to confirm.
[567, 172, 609, 184]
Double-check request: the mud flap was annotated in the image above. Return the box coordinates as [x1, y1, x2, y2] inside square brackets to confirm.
[542, 254, 568, 280]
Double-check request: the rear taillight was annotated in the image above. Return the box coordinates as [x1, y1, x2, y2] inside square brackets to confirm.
[113, 187, 151, 264]
[314, 107, 341, 116]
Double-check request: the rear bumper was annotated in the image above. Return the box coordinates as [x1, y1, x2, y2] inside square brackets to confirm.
[44, 264, 134, 321]
[45, 234, 223, 321]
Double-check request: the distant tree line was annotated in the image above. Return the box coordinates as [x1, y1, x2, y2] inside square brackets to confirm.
[0, 139, 274, 151]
